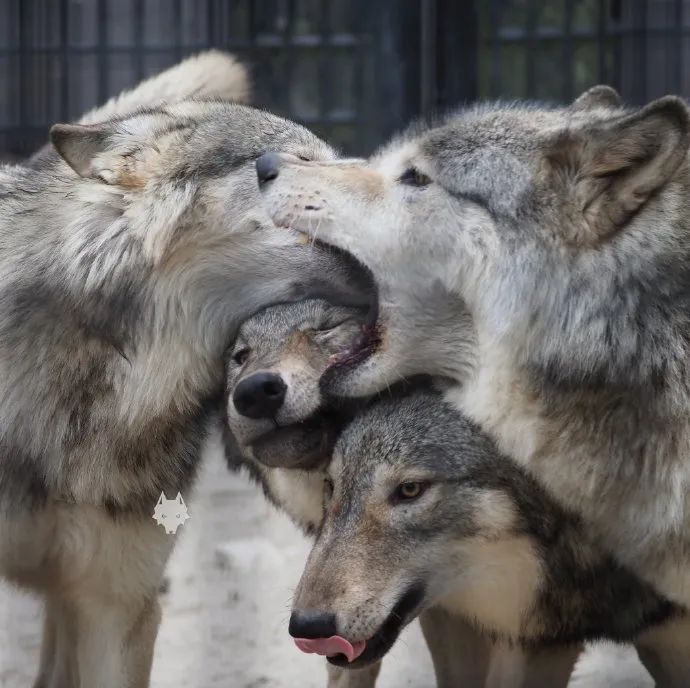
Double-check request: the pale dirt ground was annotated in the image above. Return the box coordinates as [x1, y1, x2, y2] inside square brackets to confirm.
[0, 433, 654, 688]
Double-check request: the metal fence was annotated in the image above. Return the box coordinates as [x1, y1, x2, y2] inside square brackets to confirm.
[1, 0, 689, 159]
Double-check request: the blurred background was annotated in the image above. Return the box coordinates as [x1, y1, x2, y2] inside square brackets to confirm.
[1, 0, 690, 159]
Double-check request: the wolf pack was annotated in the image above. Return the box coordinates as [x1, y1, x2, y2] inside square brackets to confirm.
[1, 49, 689, 688]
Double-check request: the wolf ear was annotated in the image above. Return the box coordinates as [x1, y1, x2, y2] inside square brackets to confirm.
[176, 492, 183, 504]
[50, 123, 113, 179]
[157, 492, 165, 506]
[549, 96, 689, 240]
[571, 85, 623, 111]
[51, 122, 148, 187]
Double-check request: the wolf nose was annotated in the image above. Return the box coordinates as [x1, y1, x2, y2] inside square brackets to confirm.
[256, 152, 281, 185]
[289, 611, 338, 639]
[233, 372, 286, 419]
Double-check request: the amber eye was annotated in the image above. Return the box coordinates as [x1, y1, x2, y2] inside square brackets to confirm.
[398, 168, 432, 187]
[232, 348, 249, 365]
[394, 481, 428, 502]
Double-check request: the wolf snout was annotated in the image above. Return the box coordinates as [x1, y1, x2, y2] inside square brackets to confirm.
[256, 152, 281, 185]
[233, 371, 286, 419]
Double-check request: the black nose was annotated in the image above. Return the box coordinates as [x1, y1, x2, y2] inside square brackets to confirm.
[233, 372, 286, 419]
[289, 611, 338, 639]
[256, 152, 281, 185]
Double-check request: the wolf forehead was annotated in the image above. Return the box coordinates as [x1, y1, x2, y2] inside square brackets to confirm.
[336, 389, 493, 474]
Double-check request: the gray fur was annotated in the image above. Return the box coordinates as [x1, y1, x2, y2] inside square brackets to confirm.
[293, 390, 681, 677]
[0, 58, 370, 688]
[259, 87, 690, 617]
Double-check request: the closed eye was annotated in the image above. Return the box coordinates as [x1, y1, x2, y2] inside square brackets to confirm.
[231, 348, 250, 365]
[398, 167, 432, 187]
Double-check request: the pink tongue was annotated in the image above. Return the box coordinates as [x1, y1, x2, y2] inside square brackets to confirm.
[294, 636, 366, 663]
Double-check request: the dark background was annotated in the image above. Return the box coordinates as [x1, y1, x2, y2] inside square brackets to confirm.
[0, 0, 688, 158]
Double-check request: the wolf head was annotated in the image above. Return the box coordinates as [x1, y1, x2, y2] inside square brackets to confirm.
[152, 491, 190, 535]
[259, 86, 690, 394]
[226, 299, 364, 470]
[290, 389, 545, 669]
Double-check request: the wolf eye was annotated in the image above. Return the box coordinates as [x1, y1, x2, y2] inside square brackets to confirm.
[398, 168, 431, 187]
[232, 348, 250, 365]
[298, 155, 312, 162]
[393, 481, 428, 503]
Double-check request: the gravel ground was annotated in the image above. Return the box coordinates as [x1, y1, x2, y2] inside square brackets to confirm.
[0, 434, 653, 688]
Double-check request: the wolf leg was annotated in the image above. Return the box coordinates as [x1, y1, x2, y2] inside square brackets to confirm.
[33, 597, 79, 688]
[635, 615, 690, 688]
[326, 661, 381, 688]
[519, 644, 581, 688]
[69, 590, 161, 688]
[122, 595, 162, 688]
[419, 608, 492, 687]
[33, 598, 58, 688]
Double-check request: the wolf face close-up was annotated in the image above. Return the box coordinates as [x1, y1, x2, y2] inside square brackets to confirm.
[226, 299, 364, 471]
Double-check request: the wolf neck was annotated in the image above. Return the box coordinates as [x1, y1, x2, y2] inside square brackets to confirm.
[455, 227, 690, 606]
[0, 165, 222, 513]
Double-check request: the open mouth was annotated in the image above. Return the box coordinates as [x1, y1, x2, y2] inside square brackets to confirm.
[326, 584, 426, 670]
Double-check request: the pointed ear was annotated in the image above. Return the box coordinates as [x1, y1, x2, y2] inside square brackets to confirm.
[50, 123, 111, 178]
[548, 96, 689, 240]
[571, 85, 623, 111]
[176, 492, 183, 504]
[157, 492, 165, 506]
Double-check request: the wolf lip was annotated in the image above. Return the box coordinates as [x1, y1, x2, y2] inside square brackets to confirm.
[326, 584, 426, 670]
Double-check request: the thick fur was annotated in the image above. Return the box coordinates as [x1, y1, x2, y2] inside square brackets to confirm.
[0, 59, 369, 688]
[293, 390, 683, 685]
[258, 88, 690, 613]
[224, 302, 583, 688]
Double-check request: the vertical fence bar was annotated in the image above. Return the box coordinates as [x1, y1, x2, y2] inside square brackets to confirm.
[319, 0, 333, 125]
[60, 0, 69, 121]
[134, 0, 144, 79]
[597, 0, 608, 83]
[524, 0, 538, 98]
[674, 0, 683, 93]
[419, 0, 437, 115]
[563, 0, 574, 101]
[97, 0, 108, 103]
[488, 0, 501, 97]
[174, 0, 183, 60]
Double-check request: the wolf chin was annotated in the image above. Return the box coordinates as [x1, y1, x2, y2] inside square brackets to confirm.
[0, 53, 368, 688]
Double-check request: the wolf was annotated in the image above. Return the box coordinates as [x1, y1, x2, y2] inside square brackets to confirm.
[224, 301, 593, 688]
[0, 56, 371, 688]
[290, 389, 688, 688]
[257, 87, 690, 631]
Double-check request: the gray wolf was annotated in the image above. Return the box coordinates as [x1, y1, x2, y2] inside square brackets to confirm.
[290, 389, 687, 687]
[257, 86, 690, 643]
[223, 302, 578, 687]
[0, 55, 370, 688]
